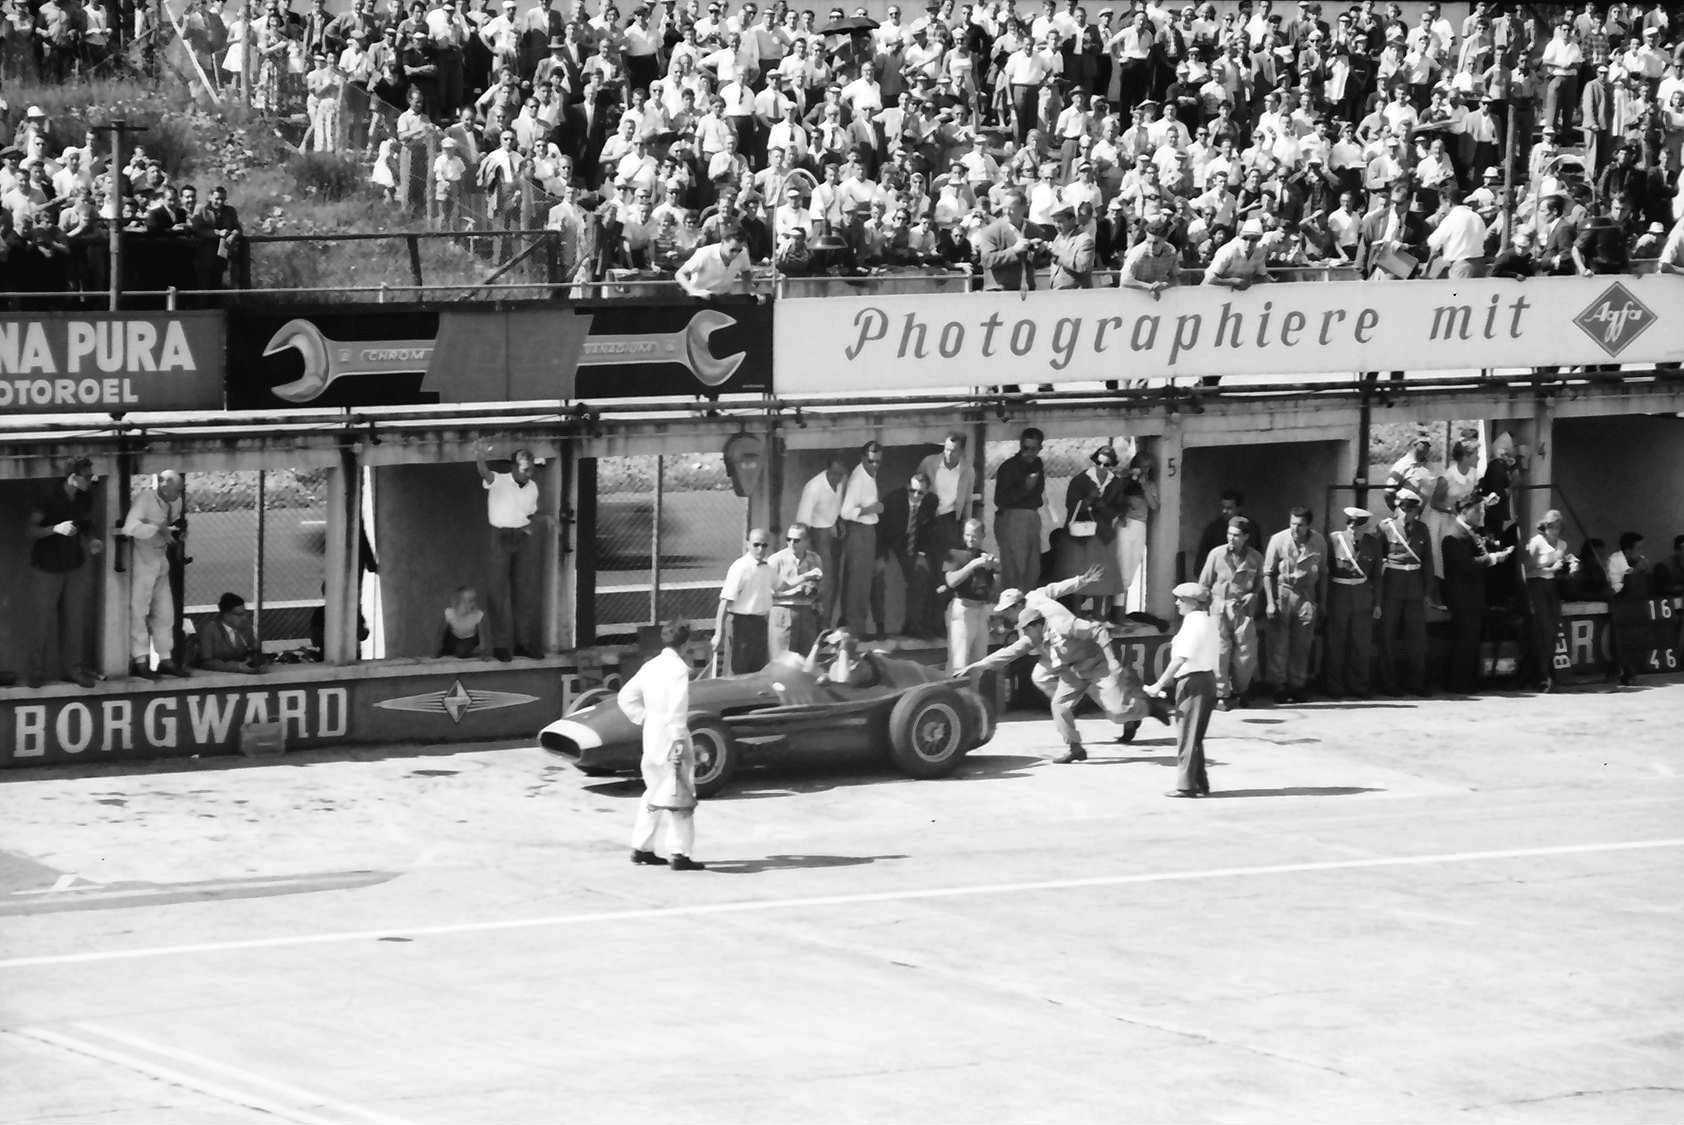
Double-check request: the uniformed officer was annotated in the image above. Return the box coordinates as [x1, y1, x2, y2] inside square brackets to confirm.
[1323, 506, 1385, 699]
[1198, 516, 1264, 711]
[942, 517, 999, 673]
[1376, 490, 1436, 696]
[1262, 506, 1327, 704]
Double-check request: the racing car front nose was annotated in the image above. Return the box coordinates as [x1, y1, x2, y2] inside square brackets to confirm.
[539, 719, 603, 760]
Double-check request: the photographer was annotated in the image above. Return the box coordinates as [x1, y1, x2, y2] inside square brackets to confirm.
[120, 469, 190, 680]
[198, 593, 269, 675]
[943, 517, 999, 674]
[976, 191, 1037, 291]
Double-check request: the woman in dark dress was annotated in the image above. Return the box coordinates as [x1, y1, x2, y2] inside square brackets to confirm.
[1054, 445, 1126, 617]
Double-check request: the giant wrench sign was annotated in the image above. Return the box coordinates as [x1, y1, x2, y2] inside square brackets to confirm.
[261, 308, 747, 403]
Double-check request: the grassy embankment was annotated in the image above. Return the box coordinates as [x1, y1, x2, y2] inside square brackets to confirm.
[9, 78, 520, 297]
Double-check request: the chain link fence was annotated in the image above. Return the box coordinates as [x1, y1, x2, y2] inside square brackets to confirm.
[170, 469, 328, 659]
[591, 452, 745, 642]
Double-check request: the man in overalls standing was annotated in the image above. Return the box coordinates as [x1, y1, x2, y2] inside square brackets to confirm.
[1199, 516, 1263, 711]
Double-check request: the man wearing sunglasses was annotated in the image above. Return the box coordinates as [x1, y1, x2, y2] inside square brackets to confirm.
[714, 529, 777, 674]
[767, 523, 827, 659]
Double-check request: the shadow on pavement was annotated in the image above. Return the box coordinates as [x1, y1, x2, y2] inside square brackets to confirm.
[0, 741, 515, 783]
[587, 754, 1045, 801]
[1205, 786, 1383, 799]
[1078, 754, 1229, 768]
[705, 853, 910, 875]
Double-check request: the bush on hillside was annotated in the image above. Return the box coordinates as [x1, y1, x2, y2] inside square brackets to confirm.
[288, 150, 363, 201]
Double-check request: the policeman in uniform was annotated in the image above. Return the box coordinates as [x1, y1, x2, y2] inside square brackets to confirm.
[1262, 506, 1327, 704]
[1323, 506, 1385, 699]
[1376, 490, 1435, 696]
[1198, 516, 1264, 710]
[942, 517, 999, 673]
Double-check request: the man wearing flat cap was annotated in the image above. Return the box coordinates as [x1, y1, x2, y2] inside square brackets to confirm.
[1323, 506, 1385, 699]
[1047, 202, 1095, 288]
[956, 585, 1136, 764]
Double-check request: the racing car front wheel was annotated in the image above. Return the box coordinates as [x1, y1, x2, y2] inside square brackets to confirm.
[688, 717, 739, 797]
[887, 684, 972, 779]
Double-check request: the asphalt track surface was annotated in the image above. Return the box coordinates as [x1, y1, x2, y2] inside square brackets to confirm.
[3, 680, 1682, 1124]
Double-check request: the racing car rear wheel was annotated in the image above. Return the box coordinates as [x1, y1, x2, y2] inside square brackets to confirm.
[688, 717, 739, 797]
[887, 684, 972, 779]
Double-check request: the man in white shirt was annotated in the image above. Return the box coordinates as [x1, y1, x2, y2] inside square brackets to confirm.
[916, 431, 977, 560]
[838, 441, 885, 636]
[795, 456, 849, 624]
[475, 440, 548, 661]
[675, 226, 754, 295]
[1607, 533, 1645, 596]
[1426, 186, 1489, 277]
[766, 523, 827, 659]
[714, 528, 778, 673]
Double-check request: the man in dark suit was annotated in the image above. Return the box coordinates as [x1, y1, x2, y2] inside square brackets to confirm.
[1357, 182, 1422, 276]
[192, 185, 242, 289]
[1440, 496, 1512, 694]
[875, 471, 941, 639]
[1536, 194, 1578, 275]
[976, 191, 1036, 291]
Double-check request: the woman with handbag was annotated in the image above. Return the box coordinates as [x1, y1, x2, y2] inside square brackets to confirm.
[1523, 509, 1578, 694]
[1054, 445, 1126, 617]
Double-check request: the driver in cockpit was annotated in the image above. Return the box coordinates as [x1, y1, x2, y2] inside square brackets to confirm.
[802, 628, 879, 688]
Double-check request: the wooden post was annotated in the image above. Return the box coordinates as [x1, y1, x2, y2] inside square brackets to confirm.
[252, 469, 266, 642]
[650, 454, 663, 624]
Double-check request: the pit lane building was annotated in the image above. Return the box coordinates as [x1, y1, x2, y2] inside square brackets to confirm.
[2, 275, 1681, 765]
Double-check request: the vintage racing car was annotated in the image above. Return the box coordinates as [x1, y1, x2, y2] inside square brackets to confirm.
[538, 651, 996, 796]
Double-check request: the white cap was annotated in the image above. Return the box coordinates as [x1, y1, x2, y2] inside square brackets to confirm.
[993, 587, 1024, 613]
[1240, 219, 1264, 237]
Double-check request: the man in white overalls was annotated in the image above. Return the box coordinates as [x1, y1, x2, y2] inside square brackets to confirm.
[618, 621, 705, 871]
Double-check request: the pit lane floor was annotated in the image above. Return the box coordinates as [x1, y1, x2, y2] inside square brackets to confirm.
[2, 681, 1682, 1125]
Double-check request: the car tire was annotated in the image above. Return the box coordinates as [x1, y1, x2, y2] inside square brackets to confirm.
[887, 684, 972, 779]
[688, 716, 738, 797]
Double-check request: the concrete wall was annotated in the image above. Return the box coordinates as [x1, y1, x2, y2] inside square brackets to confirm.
[1551, 414, 1684, 559]
[1178, 440, 1347, 578]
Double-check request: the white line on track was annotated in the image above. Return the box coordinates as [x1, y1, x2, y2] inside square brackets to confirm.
[1, 837, 1679, 971]
[73, 1022, 418, 1125]
[9, 1027, 345, 1125]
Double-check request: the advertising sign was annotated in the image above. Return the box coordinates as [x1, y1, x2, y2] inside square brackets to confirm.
[226, 300, 772, 409]
[0, 313, 225, 414]
[772, 276, 1684, 395]
[0, 664, 576, 766]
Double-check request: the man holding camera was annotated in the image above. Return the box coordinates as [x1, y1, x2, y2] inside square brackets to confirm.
[977, 192, 1038, 291]
[943, 517, 999, 673]
[121, 469, 191, 680]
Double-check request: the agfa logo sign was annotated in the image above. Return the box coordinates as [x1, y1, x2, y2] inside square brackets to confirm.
[1573, 282, 1656, 358]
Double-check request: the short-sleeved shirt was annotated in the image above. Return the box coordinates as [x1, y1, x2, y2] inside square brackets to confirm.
[1169, 608, 1219, 675]
[720, 553, 777, 615]
[484, 471, 539, 529]
[945, 547, 997, 603]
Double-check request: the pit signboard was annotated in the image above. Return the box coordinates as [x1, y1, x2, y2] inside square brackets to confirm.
[0, 313, 225, 414]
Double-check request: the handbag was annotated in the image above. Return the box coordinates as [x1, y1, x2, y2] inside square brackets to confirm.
[1067, 501, 1097, 539]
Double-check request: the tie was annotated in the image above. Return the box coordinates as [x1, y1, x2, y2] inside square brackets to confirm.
[906, 500, 917, 546]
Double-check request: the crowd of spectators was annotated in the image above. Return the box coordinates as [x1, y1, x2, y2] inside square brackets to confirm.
[174, 0, 1684, 285]
[6, 0, 1684, 292]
